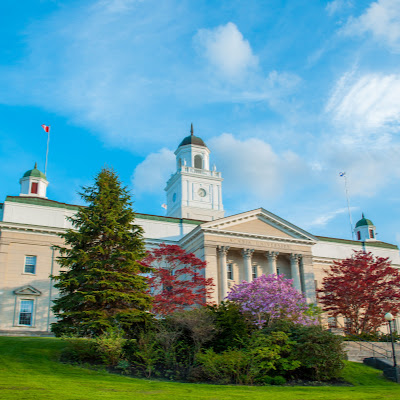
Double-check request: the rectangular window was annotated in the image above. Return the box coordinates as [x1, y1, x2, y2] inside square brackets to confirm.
[19, 300, 34, 326]
[227, 263, 233, 280]
[24, 256, 37, 274]
[328, 316, 337, 329]
[252, 265, 257, 280]
[276, 268, 280, 275]
[357, 231, 361, 240]
[369, 230, 375, 239]
[31, 182, 38, 194]
[344, 318, 352, 334]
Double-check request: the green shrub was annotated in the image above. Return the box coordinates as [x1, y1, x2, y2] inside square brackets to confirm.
[124, 331, 161, 378]
[195, 330, 299, 385]
[95, 330, 127, 366]
[206, 302, 253, 352]
[60, 337, 101, 364]
[263, 375, 287, 385]
[289, 324, 345, 381]
[196, 348, 252, 384]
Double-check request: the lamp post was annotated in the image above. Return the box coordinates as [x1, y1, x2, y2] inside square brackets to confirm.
[385, 312, 397, 368]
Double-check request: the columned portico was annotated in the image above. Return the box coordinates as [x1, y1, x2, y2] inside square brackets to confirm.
[241, 248, 254, 282]
[217, 245, 230, 300]
[266, 251, 279, 275]
[290, 253, 302, 292]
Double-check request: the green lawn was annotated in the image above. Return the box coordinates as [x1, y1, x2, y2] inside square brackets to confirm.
[0, 337, 399, 399]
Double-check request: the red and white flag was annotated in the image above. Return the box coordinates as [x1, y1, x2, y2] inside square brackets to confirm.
[41, 124, 50, 133]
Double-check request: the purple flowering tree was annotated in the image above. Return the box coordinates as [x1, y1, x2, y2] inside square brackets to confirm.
[226, 274, 317, 328]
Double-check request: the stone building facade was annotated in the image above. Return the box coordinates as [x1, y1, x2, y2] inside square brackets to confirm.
[0, 129, 399, 335]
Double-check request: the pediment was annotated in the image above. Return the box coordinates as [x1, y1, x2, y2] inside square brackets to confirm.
[14, 285, 42, 296]
[201, 208, 316, 242]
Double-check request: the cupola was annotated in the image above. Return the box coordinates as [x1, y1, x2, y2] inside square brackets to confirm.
[175, 123, 210, 170]
[164, 123, 224, 221]
[354, 213, 376, 241]
[19, 163, 49, 198]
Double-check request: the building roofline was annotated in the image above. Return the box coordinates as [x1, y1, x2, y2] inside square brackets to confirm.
[4, 196, 205, 225]
[315, 235, 398, 250]
[4, 196, 399, 248]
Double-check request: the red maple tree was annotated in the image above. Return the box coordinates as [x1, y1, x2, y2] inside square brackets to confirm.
[317, 251, 400, 335]
[144, 244, 214, 316]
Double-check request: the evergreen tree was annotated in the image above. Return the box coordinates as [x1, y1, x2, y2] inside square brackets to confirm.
[51, 168, 153, 337]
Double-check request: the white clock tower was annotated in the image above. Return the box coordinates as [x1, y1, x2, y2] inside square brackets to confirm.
[165, 124, 224, 221]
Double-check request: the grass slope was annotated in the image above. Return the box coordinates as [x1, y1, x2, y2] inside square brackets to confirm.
[0, 337, 400, 400]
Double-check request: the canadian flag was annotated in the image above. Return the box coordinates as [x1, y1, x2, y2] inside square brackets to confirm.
[41, 124, 50, 133]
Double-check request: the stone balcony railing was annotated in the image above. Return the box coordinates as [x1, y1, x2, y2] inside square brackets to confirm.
[180, 166, 221, 177]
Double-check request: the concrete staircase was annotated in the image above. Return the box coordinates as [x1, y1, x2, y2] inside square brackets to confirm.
[345, 341, 399, 363]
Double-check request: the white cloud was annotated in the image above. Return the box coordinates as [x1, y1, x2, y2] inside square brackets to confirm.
[307, 207, 357, 228]
[326, 0, 353, 16]
[194, 22, 258, 79]
[131, 148, 175, 196]
[326, 70, 400, 131]
[342, 0, 400, 52]
[208, 133, 310, 208]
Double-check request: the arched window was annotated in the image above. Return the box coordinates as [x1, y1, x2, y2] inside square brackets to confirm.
[357, 231, 361, 240]
[194, 155, 203, 169]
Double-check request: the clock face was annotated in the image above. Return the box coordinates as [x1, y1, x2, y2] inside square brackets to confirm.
[198, 188, 207, 197]
[172, 193, 177, 202]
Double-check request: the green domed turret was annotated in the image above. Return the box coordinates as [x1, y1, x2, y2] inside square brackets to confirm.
[22, 163, 47, 181]
[355, 213, 374, 228]
[19, 162, 49, 198]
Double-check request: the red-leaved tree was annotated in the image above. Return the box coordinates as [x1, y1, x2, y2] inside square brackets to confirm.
[318, 251, 400, 335]
[144, 244, 214, 316]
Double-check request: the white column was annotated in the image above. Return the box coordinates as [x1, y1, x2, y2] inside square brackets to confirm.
[241, 249, 254, 282]
[217, 246, 230, 300]
[290, 253, 302, 292]
[266, 251, 279, 275]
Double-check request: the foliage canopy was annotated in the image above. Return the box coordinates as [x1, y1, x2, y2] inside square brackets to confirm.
[52, 168, 153, 337]
[227, 274, 318, 328]
[144, 243, 214, 316]
[318, 251, 400, 335]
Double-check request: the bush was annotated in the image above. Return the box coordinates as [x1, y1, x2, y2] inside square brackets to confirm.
[196, 348, 252, 384]
[60, 337, 101, 364]
[289, 324, 345, 381]
[195, 330, 299, 384]
[95, 330, 127, 366]
[206, 302, 254, 352]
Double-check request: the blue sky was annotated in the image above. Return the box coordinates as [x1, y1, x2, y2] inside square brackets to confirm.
[1, 0, 400, 244]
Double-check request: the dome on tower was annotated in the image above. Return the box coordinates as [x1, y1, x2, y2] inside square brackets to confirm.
[22, 163, 47, 180]
[178, 123, 207, 148]
[355, 213, 374, 228]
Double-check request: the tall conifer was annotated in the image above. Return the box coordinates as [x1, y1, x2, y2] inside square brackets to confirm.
[51, 168, 152, 337]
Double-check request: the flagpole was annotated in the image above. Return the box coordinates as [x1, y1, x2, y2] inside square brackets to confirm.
[45, 126, 50, 176]
[340, 172, 354, 240]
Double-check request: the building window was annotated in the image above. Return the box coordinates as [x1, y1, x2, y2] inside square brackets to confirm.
[357, 231, 361, 240]
[369, 230, 375, 239]
[31, 182, 38, 194]
[252, 265, 257, 280]
[194, 155, 203, 169]
[328, 316, 337, 329]
[276, 268, 280, 275]
[24, 256, 37, 274]
[344, 317, 352, 334]
[19, 300, 34, 326]
[227, 263, 233, 280]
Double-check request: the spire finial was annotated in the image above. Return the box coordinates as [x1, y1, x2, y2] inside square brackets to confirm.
[34, 162, 37, 169]
[190, 123, 194, 136]
[362, 212, 365, 219]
